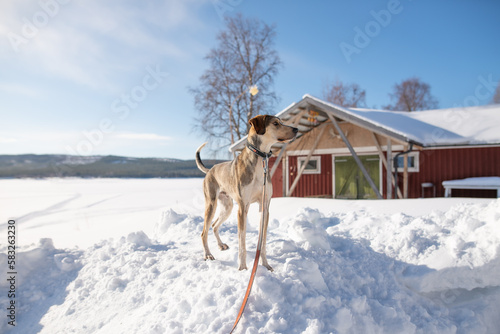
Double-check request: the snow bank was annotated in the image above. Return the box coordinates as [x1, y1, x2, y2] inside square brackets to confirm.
[5, 199, 499, 333]
[0, 239, 81, 334]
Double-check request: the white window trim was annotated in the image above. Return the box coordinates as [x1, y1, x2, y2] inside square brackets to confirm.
[395, 151, 419, 172]
[297, 156, 321, 174]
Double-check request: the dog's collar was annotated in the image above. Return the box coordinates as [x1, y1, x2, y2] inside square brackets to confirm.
[246, 142, 272, 159]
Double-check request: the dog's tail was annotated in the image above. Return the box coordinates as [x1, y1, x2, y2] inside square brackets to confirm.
[195, 142, 210, 174]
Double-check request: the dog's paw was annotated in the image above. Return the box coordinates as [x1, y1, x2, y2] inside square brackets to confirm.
[204, 254, 215, 261]
[238, 264, 248, 271]
[264, 264, 274, 272]
[219, 243, 229, 251]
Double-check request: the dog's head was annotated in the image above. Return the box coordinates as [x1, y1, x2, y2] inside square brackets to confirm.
[249, 115, 298, 144]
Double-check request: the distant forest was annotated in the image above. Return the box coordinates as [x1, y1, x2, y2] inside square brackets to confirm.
[0, 154, 224, 178]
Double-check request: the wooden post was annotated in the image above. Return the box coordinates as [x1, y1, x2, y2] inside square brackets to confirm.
[328, 114, 383, 199]
[372, 133, 402, 199]
[286, 125, 326, 197]
[270, 110, 305, 178]
[270, 147, 286, 178]
[386, 138, 392, 199]
[403, 146, 409, 199]
[283, 155, 288, 197]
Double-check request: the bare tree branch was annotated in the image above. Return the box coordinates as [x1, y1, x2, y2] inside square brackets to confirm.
[384, 77, 438, 111]
[323, 80, 366, 108]
[190, 14, 282, 155]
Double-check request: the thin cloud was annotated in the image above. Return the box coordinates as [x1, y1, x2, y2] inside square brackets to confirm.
[0, 82, 43, 98]
[114, 133, 171, 141]
[0, 0, 208, 92]
[0, 136, 18, 144]
[0, 130, 173, 157]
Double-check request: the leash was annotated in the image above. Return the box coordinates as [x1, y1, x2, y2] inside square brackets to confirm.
[230, 151, 269, 334]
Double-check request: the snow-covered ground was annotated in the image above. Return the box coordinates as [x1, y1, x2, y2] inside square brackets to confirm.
[0, 178, 499, 333]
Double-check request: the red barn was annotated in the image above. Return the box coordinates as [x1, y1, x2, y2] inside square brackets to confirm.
[230, 95, 500, 199]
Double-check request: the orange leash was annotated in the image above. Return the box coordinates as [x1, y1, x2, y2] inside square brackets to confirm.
[229, 247, 261, 333]
[229, 156, 269, 334]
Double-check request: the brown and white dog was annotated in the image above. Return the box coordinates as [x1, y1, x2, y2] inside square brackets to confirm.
[196, 115, 298, 271]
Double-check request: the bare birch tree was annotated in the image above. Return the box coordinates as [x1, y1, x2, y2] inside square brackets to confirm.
[322, 80, 366, 108]
[384, 77, 438, 111]
[190, 14, 282, 153]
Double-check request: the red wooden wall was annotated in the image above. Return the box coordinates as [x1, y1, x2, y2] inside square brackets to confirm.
[387, 146, 500, 198]
[272, 146, 500, 199]
[269, 157, 283, 197]
[273, 154, 332, 198]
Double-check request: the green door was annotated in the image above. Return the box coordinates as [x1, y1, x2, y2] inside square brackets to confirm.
[335, 155, 380, 199]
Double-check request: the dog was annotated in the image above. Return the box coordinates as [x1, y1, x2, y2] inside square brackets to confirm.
[196, 115, 298, 271]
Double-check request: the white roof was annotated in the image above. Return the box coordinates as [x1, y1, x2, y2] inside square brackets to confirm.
[348, 103, 500, 147]
[229, 95, 500, 152]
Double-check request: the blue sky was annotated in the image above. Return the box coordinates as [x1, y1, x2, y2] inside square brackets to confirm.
[1, 0, 499, 159]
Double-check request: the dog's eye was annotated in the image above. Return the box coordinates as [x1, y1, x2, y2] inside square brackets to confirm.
[273, 121, 279, 126]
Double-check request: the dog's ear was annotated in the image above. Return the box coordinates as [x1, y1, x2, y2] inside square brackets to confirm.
[249, 115, 268, 135]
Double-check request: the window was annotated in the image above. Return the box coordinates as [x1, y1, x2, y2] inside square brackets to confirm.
[298, 156, 321, 174]
[395, 152, 419, 172]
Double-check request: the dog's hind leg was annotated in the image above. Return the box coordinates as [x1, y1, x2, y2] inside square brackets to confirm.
[201, 184, 218, 261]
[212, 192, 233, 251]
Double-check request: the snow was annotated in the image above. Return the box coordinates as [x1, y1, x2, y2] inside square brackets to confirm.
[0, 178, 203, 249]
[347, 104, 500, 147]
[349, 109, 465, 146]
[304, 94, 500, 147]
[406, 104, 500, 145]
[1, 178, 499, 333]
[442, 177, 500, 187]
[442, 177, 500, 198]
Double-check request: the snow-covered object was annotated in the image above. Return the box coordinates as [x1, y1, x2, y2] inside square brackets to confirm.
[442, 176, 500, 189]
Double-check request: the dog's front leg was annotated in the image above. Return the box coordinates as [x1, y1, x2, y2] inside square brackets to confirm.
[237, 202, 248, 270]
[260, 198, 274, 272]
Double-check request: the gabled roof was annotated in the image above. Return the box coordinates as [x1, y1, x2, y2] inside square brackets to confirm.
[230, 94, 500, 153]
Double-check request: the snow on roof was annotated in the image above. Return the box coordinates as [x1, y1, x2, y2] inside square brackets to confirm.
[348, 103, 500, 147]
[304, 94, 500, 147]
[339, 107, 466, 147]
[229, 95, 500, 152]
[403, 104, 500, 145]
[303, 95, 500, 147]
